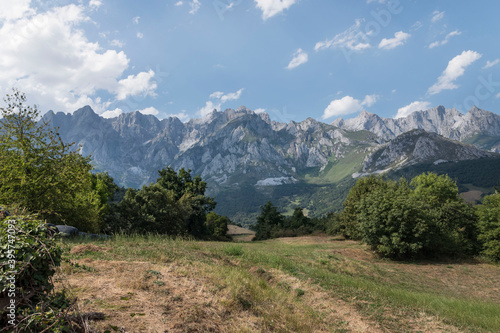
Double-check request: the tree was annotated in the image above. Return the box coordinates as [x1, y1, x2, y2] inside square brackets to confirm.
[337, 175, 386, 239]
[156, 167, 216, 236]
[357, 174, 478, 260]
[477, 192, 500, 262]
[205, 212, 230, 237]
[253, 201, 285, 241]
[0, 90, 101, 232]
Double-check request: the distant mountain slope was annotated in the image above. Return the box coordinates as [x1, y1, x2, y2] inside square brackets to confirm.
[333, 106, 500, 152]
[361, 129, 495, 174]
[44, 105, 500, 224]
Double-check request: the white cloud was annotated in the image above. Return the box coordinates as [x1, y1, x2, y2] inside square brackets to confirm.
[367, 0, 386, 3]
[0, 0, 33, 21]
[199, 89, 244, 117]
[209, 91, 224, 99]
[315, 19, 371, 52]
[138, 106, 159, 116]
[137, 32, 144, 38]
[286, 48, 308, 70]
[133, 16, 140, 24]
[362, 94, 379, 107]
[428, 50, 482, 95]
[189, 0, 201, 14]
[101, 108, 123, 118]
[483, 59, 500, 69]
[395, 101, 431, 119]
[0, 4, 157, 113]
[116, 70, 157, 100]
[428, 30, 461, 49]
[322, 94, 378, 120]
[110, 39, 124, 47]
[174, 1, 184, 6]
[89, 0, 103, 9]
[254, 0, 296, 20]
[254, 108, 266, 113]
[378, 31, 411, 50]
[431, 10, 445, 23]
[496, 92, 500, 99]
[167, 111, 189, 121]
[221, 88, 243, 103]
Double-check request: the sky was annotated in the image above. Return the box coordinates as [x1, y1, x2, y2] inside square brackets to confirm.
[1, 0, 500, 123]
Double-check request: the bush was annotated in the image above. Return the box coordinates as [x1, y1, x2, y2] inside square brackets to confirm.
[354, 174, 478, 260]
[0, 215, 77, 331]
[477, 193, 500, 262]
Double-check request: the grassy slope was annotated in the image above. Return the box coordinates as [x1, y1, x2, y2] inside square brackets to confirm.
[59, 235, 500, 332]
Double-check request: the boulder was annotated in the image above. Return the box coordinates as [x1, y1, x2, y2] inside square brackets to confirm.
[55, 225, 79, 237]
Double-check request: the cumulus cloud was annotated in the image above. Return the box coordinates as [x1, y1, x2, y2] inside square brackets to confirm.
[189, 0, 201, 14]
[199, 89, 244, 117]
[137, 106, 160, 116]
[322, 94, 378, 120]
[286, 48, 308, 70]
[133, 16, 140, 24]
[137, 32, 144, 38]
[428, 30, 461, 49]
[101, 108, 123, 118]
[0, 3, 158, 113]
[395, 101, 431, 119]
[0, 0, 33, 21]
[428, 50, 482, 95]
[378, 31, 410, 50]
[315, 19, 371, 52]
[483, 59, 500, 69]
[174, 1, 184, 6]
[89, 0, 103, 9]
[254, 108, 266, 113]
[496, 92, 500, 99]
[431, 10, 445, 22]
[254, 0, 296, 20]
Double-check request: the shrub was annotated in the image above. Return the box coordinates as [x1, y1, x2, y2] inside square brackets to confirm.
[356, 174, 478, 260]
[0, 215, 77, 332]
[477, 193, 500, 262]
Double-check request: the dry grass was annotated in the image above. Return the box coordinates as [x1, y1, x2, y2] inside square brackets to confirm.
[58, 235, 500, 332]
[227, 225, 255, 242]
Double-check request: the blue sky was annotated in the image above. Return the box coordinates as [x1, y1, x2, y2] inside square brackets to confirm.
[1, 0, 500, 123]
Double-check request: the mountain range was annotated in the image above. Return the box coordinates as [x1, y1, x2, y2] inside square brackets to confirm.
[44, 105, 500, 224]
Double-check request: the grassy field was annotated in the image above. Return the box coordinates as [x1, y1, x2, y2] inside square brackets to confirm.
[57, 234, 500, 332]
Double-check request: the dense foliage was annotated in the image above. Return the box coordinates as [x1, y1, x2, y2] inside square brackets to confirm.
[253, 203, 327, 241]
[0, 91, 114, 233]
[477, 192, 500, 261]
[0, 215, 78, 332]
[333, 173, 481, 260]
[107, 167, 221, 237]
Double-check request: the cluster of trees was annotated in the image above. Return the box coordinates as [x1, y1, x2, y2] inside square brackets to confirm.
[253, 203, 328, 240]
[0, 90, 228, 239]
[330, 173, 500, 261]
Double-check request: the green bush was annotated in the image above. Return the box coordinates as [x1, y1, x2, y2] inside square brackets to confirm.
[0, 215, 76, 332]
[354, 174, 478, 260]
[477, 193, 500, 262]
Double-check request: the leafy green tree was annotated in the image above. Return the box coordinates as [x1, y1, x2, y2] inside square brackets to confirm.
[357, 174, 478, 259]
[477, 192, 500, 262]
[0, 90, 101, 232]
[205, 212, 230, 237]
[111, 168, 216, 236]
[253, 201, 285, 241]
[337, 175, 386, 239]
[156, 167, 216, 236]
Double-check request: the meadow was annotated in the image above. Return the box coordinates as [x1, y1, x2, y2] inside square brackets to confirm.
[58, 233, 500, 332]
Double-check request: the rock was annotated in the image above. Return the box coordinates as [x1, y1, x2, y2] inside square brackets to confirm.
[55, 225, 79, 237]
